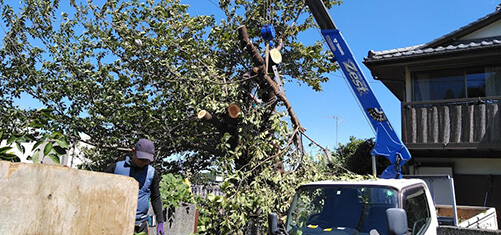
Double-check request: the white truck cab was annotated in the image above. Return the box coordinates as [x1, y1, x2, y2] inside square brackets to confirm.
[271, 179, 439, 235]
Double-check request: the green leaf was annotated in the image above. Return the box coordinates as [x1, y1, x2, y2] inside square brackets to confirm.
[7, 135, 17, 145]
[0, 146, 12, 153]
[50, 131, 62, 139]
[29, 122, 44, 128]
[48, 153, 60, 164]
[207, 193, 215, 202]
[44, 142, 53, 156]
[32, 150, 40, 164]
[15, 142, 25, 154]
[55, 139, 69, 148]
[40, 108, 54, 118]
[0, 152, 18, 161]
[32, 139, 45, 151]
[53, 145, 67, 155]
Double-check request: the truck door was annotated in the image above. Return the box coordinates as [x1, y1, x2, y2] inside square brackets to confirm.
[402, 186, 433, 235]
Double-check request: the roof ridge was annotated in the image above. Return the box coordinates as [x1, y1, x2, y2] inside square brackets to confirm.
[368, 45, 424, 57]
[365, 37, 501, 62]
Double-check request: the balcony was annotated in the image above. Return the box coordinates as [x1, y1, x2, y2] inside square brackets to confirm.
[402, 97, 501, 153]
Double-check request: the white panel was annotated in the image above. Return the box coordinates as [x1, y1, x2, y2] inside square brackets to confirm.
[413, 158, 501, 175]
[417, 166, 453, 176]
[460, 20, 501, 40]
[454, 158, 501, 174]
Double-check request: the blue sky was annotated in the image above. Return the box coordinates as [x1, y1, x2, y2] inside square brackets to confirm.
[8, 0, 501, 152]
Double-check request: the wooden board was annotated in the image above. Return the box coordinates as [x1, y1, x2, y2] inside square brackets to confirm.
[0, 161, 138, 234]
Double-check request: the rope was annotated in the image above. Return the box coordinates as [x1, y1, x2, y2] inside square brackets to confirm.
[266, 0, 269, 24]
[264, 0, 272, 25]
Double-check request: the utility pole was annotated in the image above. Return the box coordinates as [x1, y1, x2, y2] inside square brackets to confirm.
[328, 115, 344, 146]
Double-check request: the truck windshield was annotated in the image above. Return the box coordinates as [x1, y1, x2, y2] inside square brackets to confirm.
[286, 185, 398, 235]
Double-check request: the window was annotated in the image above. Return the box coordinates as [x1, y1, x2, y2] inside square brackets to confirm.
[403, 188, 431, 235]
[286, 186, 398, 235]
[466, 67, 487, 98]
[412, 66, 501, 101]
[484, 67, 501, 96]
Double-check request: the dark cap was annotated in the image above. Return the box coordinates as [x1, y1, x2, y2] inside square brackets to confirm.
[134, 139, 155, 161]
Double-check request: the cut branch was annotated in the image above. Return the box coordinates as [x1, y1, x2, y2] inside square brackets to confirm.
[197, 110, 224, 131]
[227, 103, 241, 119]
[263, 73, 305, 132]
[238, 25, 265, 66]
[197, 106, 240, 150]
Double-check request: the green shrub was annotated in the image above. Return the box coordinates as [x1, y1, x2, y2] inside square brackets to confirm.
[159, 173, 195, 211]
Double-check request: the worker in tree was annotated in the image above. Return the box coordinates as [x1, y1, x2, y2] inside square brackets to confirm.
[105, 139, 165, 235]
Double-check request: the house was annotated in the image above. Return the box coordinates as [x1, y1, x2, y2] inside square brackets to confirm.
[0, 133, 91, 168]
[363, 6, 501, 225]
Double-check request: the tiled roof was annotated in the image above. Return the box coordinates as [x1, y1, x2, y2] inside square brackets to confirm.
[364, 9, 501, 63]
[365, 37, 501, 62]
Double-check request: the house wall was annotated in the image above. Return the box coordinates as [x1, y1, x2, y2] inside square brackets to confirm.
[405, 66, 412, 102]
[411, 158, 501, 175]
[460, 20, 501, 40]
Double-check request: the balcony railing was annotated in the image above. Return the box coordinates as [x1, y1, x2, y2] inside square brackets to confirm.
[402, 97, 501, 148]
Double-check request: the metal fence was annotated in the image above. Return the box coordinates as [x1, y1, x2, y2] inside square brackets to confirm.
[191, 184, 222, 197]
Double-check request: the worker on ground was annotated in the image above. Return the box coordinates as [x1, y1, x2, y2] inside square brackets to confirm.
[105, 138, 165, 235]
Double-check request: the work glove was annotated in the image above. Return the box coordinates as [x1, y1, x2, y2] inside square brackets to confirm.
[157, 222, 164, 235]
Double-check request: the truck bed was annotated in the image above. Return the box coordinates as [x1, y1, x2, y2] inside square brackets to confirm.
[436, 205, 498, 230]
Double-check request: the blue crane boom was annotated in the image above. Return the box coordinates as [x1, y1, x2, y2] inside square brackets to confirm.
[305, 0, 411, 179]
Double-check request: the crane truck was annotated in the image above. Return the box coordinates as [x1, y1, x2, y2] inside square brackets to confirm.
[301, 0, 411, 180]
[268, 0, 498, 234]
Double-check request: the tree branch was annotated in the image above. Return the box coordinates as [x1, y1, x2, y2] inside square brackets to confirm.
[197, 105, 241, 150]
[237, 25, 305, 132]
